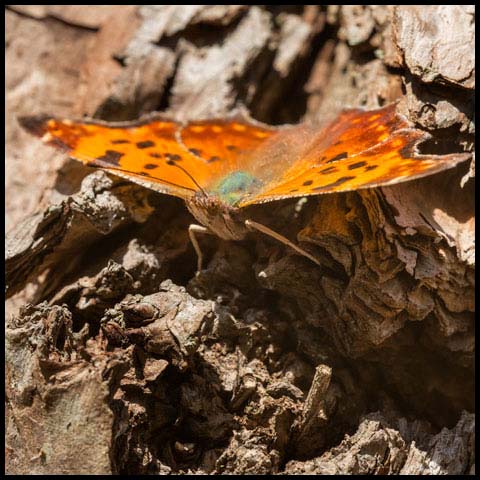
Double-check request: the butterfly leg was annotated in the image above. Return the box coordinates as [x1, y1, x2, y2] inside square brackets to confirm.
[244, 219, 321, 267]
[188, 224, 213, 272]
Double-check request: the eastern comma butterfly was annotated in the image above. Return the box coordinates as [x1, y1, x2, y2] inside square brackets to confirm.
[19, 104, 469, 270]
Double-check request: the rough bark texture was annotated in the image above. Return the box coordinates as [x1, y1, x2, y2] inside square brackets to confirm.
[5, 5, 474, 475]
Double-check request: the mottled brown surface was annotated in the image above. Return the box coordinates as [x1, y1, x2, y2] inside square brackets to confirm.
[5, 5, 474, 475]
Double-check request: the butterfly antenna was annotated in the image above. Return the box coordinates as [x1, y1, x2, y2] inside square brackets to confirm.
[166, 160, 208, 197]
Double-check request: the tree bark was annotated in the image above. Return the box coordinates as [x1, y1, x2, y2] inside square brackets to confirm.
[5, 5, 474, 475]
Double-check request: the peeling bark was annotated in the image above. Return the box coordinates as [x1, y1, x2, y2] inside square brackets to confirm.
[5, 5, 474, 475]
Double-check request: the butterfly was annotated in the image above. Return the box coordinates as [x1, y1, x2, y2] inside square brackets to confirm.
[19, 103, 469, 271]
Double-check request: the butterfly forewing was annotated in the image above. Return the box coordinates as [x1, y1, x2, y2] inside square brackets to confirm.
[19, 115, 238, 199]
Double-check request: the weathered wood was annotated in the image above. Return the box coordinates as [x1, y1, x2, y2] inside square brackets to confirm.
[5, 5, 474, 475]
[285, 411, 475, 474]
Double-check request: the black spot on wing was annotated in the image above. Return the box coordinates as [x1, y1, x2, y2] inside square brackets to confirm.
[226, 145, 237, 151]
[149, 152, 162, 158]
[189, 148, 202, 156]
[319, 166, 337, 174]
[136, 140, 156, 149]
[365, 165, 378, 171]
[207, 156, 220, 163]
[312, 176, 355, 191]
[144, 164, 158, 170]
[165, 153, 182, 161]
[348, 161, 367, 170]
[302, 180, 313, 186]
[326, 152, 348, 164]
[96, 150, 124, 166]
[111, 139, 130, 144]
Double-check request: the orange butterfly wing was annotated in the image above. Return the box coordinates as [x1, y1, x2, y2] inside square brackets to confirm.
[239, 104, 469, 206]
[19, 113, 278, 199]
[20, 104, 469, 208]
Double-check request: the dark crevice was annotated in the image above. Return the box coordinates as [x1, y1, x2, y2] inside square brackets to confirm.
[248, 16, 339, 124]
[156, 52, 181, 112]
[158, 13, 246, 51]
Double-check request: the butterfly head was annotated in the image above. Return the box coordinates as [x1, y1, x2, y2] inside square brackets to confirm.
[185, 191, 249, 241]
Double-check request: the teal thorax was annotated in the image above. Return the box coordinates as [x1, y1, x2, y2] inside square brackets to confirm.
[212, 171, 262, 206]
